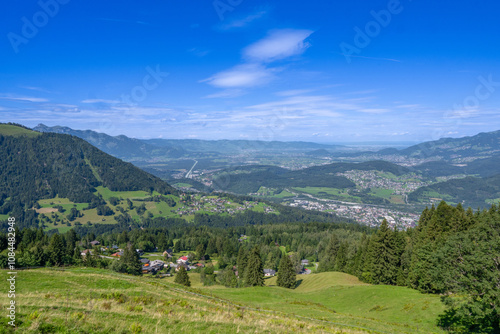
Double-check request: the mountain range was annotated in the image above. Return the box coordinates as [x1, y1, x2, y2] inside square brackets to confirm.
[27, 123, 500, 209]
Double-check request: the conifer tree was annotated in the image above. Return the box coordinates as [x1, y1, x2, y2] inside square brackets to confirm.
[318, 234, 340, 272]
[121, 244, 142, 276]
[175, 265, 191, 287]
[334, 241, 348, 272]
[48, 234, 64, 266]
[364, 219, 398, 285]
[277, 255, 296, 289]
[236, 247, 248, 278]
[244, 246, 264, 287]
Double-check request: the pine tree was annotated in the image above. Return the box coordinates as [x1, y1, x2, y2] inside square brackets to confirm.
[318, 234, 340, 272]
[121, 244, 142, 276]
[236, 247, 248, 278]
[175, 266, 191, 287]
[48, 234, 64, 266]
[334, 241, 348, 272]
[365, 219, 398, 285]
[244, 247, 264, 287]
[277, 255, 296, 289]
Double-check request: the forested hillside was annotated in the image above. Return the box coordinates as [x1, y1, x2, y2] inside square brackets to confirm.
[211, 161, 406, 194]
[0, 124, 176, 229]
[34, 124, 185, 160]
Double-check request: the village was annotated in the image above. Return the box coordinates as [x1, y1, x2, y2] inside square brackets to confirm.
[288, 199, 420, 229]
[79, 239, 313, 278]
[172, 194, 277, 216]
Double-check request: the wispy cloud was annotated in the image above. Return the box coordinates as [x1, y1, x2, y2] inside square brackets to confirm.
[204, 29, 314, 92]
[243, 29, 313, 63]
[219, 9, 268, 30]
[94, 18, 150, 26]
[201, 64, 276, 88]
[187, 47, 210, 57]
[205, 89, 244, 99]
[358, 108, 391, 114]
[337, 53, 401, 63]
[19, 86, 55, 94]
[0, 94, 49, 103]
[81, 99, 121, 104]
[275, 89, 314, 97]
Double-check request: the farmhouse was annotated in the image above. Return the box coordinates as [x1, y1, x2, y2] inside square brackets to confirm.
[111, 250, 124, 257]
[176, 256, 189, 264]
[264, 269, 276, 277]
[90, 240, 100, 246]
[151, 260, 165, 270]
[175, 263, 189, 272]
[80, 249, 92, 256]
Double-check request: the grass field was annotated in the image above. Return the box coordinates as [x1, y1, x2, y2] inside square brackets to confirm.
[0, 124, 40, 137]
[0, 268, 372, 333]
[95, 186, 153, 200]
[294, 187, 361, 202]
[370, 188, 394, 199]
[34, 187, 278, 232]
[158, 271, 445, 334]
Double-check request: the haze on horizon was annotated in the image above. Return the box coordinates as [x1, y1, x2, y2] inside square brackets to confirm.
[1, 0, 499, 143]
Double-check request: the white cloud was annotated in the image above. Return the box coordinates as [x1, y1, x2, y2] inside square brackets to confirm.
[220, 9, 268, 30]
[243, 29, 313, 63]
[81, 99, 120, 104]
[19, 86, 55, 94]
[201, 64, 275, 88]
[0, 94, 49, 103]
[275, 89, 314, 97]
[204, 29, 314, 93]
[358, 108, 391, 114]
[204, 89, 244, 99]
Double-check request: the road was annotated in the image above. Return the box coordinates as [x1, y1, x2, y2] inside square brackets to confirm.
[185, 160, 198, 178]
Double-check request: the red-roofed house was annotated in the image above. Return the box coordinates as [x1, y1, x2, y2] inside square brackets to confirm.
[176, 256, 189, 264]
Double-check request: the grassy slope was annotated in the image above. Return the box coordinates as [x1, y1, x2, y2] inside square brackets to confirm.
[193, 272, 446, 334]
[0, 124, 40, 137]
[0, 268, 368, 334]
[35, 188, 276, 232]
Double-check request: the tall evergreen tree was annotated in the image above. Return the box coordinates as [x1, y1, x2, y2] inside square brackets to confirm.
[237, 246, 248, 278]
[47, 234, 64, 266]
[318, 234, 340, 272]
[334, 241, 348, 272]
[175, 266, 191, 287]
[364, 219, 398, 285]
[121, 244, 142, 276]
[244, 246, 264, 287]
[277, 255, 296, 289]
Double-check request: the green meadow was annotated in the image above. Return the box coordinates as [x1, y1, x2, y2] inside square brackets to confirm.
[161, 271, 445, 334]
[0, 268, 372, 334]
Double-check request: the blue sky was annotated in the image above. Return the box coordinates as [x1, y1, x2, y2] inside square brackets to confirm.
[1, 0, 500, 143]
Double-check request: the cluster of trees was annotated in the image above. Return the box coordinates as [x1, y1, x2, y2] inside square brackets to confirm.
[315, 201, 499, 333]
[196, 246, 296, 289]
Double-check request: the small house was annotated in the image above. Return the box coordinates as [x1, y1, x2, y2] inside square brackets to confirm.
[301, 259, 310, 266]
[151, 260, 165, 269]
[263, 269, 276, 277]
[81, 249, 92, 256]
[90, 240, 100, 246]
[175, 263, 189, 272]
[176, 256, 189, 264]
